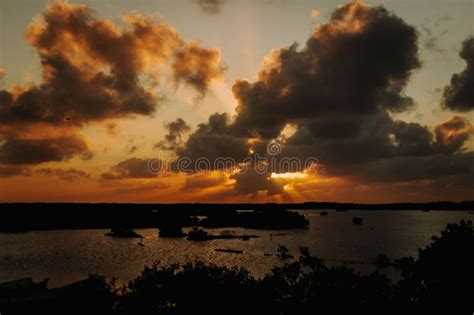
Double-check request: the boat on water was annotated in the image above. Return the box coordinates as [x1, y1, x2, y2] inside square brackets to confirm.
[320, 211, 329, 216]
[215, 248, 243, 254]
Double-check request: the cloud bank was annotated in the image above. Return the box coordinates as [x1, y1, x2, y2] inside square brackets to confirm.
[0, 1, 225, 169]
[172, 1, 474, 198]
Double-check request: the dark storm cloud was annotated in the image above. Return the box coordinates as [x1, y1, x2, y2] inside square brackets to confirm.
[176, 113, 249, 166]
[176, 1, 474, 196]
[0, 1, 225, 165]
[231, 0, 420, 139]
[210, 0, 421, 149]
[155, 118, 191, 150]
[182, 2, 423, 161]
[443, 37, 474, 111]
[197, 0, 224, 14]
[0, 54, 155, 126]
[282, 113, 394, 165]
[350, 153, 474, 183]
[36, 167, 92, 181]
[230, 168, 284, 197]
[100, 158, 158, 180]
[0, 136, 89, 165]
[278, 115, 446, 168]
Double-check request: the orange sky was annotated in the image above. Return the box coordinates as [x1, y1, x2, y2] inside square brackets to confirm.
[0, 0, 473, 203]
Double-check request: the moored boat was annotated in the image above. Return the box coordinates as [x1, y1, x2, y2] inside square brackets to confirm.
[215, 248, 243, 254]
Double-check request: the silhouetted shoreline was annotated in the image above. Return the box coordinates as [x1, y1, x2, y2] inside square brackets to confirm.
[0, 201, 472, 233]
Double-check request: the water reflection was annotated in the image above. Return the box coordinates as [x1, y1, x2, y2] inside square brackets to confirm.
[0, 210, 470, 287]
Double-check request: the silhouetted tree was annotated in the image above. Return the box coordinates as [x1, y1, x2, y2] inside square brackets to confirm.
[396, 220, 474, 310]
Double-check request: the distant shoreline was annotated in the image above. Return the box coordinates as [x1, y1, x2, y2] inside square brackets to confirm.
[0, 201, 472, 233]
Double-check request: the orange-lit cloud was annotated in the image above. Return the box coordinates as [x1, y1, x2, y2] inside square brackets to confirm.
[434, 115, 474, 152]
[164, 0, 474, 201]
[0, 1, 225, 170]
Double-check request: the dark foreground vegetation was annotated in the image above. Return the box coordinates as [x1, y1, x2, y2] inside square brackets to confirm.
[1, 220, 474, 314]
[0, 201, 472, 232]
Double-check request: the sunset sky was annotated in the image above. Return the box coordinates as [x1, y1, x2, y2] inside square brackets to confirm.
[0, 0, 473, 203]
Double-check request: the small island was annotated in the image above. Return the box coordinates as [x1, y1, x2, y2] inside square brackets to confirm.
[105, 228, 143, 238]
[186, 227, 259, 241]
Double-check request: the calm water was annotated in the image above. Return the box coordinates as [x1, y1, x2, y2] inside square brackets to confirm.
[0, 210, 471, 287]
